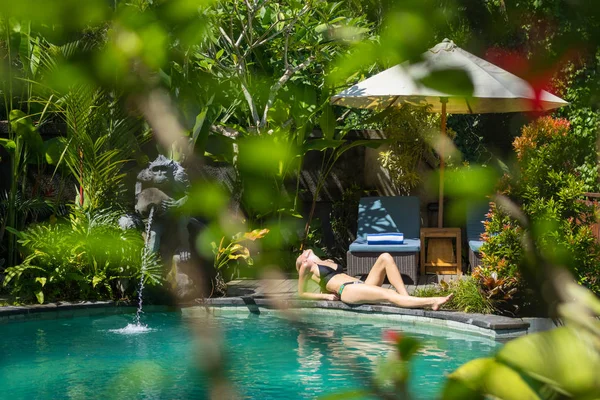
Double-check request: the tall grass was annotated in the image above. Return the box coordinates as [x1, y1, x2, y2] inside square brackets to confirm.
[414, 276, 494, 314]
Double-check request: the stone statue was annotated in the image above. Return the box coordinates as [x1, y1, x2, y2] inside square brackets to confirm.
[120, 155, 203, 300]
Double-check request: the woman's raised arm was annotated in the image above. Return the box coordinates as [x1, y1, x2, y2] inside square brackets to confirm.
[297, 264, 337, 301]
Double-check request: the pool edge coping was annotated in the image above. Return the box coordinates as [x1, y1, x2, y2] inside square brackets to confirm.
[0, 301, 176, 321]
[192, 297, 532, 340]
[0, 297, 540, 340]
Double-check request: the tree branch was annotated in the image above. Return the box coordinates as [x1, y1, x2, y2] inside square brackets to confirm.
[210, 124, 240, 139]
[260, 55, 316, 128]
[219, 23, 260, 129]
[284, 3, 310, 69]
[218, 26, 235, 48]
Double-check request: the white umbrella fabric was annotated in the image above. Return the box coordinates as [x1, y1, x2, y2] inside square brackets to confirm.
[332, 38, 568, 227]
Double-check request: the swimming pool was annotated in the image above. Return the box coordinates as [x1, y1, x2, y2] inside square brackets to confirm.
[0, 308, 500, 399]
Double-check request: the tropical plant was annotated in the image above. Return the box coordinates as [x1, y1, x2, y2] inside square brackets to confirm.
[189, 0, 372, 133]
[3, 208, 161, 303]
[49, 86, 148, 210]
[300, 132, 389, 248]
[211, 228, 269, 295]
[164, 0, 382, 250]
[0, 17, 66, 268]
[0, 109, 53, 265]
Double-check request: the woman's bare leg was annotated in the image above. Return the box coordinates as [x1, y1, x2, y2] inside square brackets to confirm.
[341, 284, 452, 310]
[364, 253, 409, 296]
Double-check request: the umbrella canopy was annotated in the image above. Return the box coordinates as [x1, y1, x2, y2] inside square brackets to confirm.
[331, 38, 568, 228]
[331, 39, 568, 113]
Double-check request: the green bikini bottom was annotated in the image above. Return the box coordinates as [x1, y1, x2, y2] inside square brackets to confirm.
[338, 281, 364, 297]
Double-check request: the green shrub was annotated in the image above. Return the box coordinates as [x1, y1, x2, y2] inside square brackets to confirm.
[478, 117, 600, 314]
[414, 277, 494, 314]
[3, 208, 162, 304]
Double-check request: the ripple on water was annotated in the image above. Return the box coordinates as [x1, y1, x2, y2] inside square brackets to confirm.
[108, 323, 155, 335]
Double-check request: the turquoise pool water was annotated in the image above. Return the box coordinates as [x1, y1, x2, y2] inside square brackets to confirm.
[0, 309, 500, 399]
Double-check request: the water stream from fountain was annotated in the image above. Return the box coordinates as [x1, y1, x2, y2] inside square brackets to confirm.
[135, 206, 155, 325]
[112, 207, 155, 334]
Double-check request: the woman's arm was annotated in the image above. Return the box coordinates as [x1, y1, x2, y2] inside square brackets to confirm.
[297, 265, 338, 301]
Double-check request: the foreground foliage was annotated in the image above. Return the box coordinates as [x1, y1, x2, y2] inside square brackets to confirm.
[444, 325, 600, 399]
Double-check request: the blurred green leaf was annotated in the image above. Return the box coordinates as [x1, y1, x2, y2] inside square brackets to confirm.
[35, 277, 46, 287]
[159, 0, 214, 22]
[375, 358, 409, 387]
[441, 378, 483, 400]
[181, 182, 229, 218]
[496, 327, 600, 398]
[238, 137, 293, 174]
[328, 41, 377, 87]
[396, 336, 421, 361]
[0, 0, 109, 32]
[419, 68, 474, 98]
[436, 166, 498, 201]
[444, 358, 541, 400]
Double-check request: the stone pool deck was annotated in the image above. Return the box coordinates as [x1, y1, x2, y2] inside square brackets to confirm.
[200, 277, 539, 341]
[225, 275, 459, 297]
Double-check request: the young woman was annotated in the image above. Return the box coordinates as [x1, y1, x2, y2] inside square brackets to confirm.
[296, 249, 452, 310]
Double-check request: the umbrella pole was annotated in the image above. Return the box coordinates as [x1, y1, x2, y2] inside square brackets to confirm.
[438, 99, 448, 228]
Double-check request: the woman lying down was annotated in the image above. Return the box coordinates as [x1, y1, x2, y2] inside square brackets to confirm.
[296, 249, 452, 310]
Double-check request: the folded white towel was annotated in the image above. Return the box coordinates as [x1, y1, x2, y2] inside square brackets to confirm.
[367, 233, 404, 245]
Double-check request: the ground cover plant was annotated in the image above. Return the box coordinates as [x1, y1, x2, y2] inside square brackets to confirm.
[414, 276, 494, 314]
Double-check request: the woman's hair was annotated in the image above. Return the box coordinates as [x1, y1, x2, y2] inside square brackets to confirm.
[295, 254, 303, 271]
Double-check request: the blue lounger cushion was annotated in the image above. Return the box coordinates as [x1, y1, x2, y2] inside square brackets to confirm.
[469, 240, 484, 252]
[367, 232, 404, 245]
[349, 237, 420, 253]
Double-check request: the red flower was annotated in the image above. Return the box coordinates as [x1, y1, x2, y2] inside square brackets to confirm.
[382, 330, 403, 343]
[484, 46, 580, 116]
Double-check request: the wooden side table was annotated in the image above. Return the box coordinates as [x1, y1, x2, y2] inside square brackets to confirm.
[420, 227, 462, 275]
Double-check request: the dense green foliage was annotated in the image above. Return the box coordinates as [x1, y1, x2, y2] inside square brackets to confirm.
[0, 0, 381, 291]
[478, 117, 600, 314]
[3, 209, 161, 303]
[377, 106, 444, 194]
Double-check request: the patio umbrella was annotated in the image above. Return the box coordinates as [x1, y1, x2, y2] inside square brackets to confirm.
[331, 38, 568, 227]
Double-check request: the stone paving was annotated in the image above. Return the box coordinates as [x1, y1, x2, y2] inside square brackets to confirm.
[225, 274, 462, 298]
